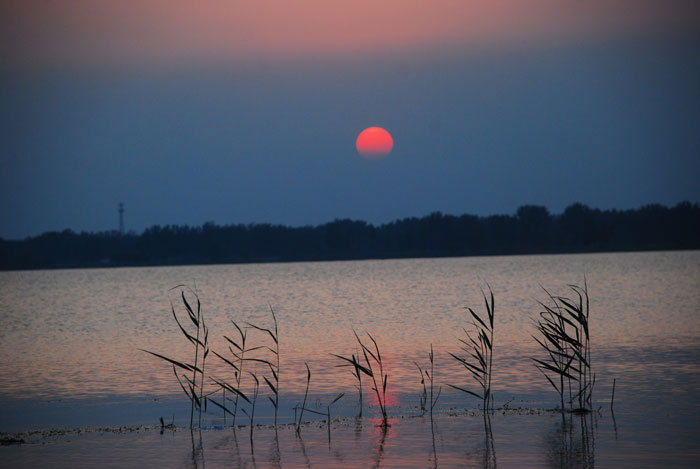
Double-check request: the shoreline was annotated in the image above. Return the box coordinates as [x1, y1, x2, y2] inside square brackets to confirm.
[1, 247, 698, 273]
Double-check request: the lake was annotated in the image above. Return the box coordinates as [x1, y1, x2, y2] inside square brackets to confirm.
[1, 251, 699, 466]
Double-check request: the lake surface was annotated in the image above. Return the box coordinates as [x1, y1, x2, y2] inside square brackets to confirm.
[1, 251, 699, 466]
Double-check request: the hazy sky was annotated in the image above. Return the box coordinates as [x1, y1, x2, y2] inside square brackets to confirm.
[2, 1, 699, 239]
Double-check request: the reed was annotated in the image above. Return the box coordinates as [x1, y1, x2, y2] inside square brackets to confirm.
[210, 308, 279, 435]
[208, 376, 251, 419]
[141, 286, 209, 428]
[610, 378, 616, 411]
[296, 362, 311, 434]
[427, 344, 442, 420]
[209, 314, 279, 436]
[416, 344, 442, 419]
[532, 295, 571, 411]
[300, 392, 345, 444]
[326, 393, 345, 442]
[240, 372, 260, 444]
[210, 319, 252, 427]
[208, 326, 253, 427]
[532, 281, 594, 412]
[414, 362, 428, 416]
[246, 305, 280, 425]
[332, 349, 365, 417]
[448, 287, 495, 412]
[336, 330, 389, 425]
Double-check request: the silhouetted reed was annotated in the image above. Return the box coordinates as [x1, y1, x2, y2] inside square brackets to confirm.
[610, 378, 616, 411]
[240, 372, 260, 444]
[415, 362, 428, 415]
[209, 314, 280, 442]
[448, 287, 495, 411]
[136, 277, 607, 456]
[336, 330, 389, 426]
[533, 281, 594, 412]
[141, 285, 209, 428]
[208, 304, 280, 432]
[299, 392, 345, 445]
[210, 319, 253, 427]
[296, 362, 311, 434]
[246, 305, 280, 425]
[415, 344, 441, 420]
[427, 344, 442, 420]
[332, 348, 365, 417]
[326, 393, 345, 443]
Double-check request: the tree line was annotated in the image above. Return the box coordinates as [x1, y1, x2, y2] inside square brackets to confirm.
[1, 201, 698, 270]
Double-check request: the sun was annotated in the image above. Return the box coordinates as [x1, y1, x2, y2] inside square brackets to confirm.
[356, 127, 394, 159]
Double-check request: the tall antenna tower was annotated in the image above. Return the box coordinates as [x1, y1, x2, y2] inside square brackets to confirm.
[118, 202, 124, 235]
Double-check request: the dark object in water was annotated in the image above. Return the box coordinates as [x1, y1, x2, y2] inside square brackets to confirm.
[1, 437, 25, 445]
[570, 408, 592, 415]
[159, 416, 176, 434]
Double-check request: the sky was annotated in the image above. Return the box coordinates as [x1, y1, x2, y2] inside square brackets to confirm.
[1, 1, 699, 239]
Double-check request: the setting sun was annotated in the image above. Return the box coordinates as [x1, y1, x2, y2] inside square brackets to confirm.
[356, 126, 394, 159]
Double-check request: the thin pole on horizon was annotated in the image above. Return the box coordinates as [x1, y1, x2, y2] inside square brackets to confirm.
[118, 202, 124, 235]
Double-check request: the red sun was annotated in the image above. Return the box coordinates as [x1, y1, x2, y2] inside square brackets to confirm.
[356, 126, 394, 159]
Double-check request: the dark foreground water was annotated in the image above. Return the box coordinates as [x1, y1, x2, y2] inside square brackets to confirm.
[1, 251, 699, 466]
[3, 410, 698, 468]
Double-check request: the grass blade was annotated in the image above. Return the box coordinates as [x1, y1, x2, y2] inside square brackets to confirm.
[447, 383, 482, 399]
[141, 349, 193, 372]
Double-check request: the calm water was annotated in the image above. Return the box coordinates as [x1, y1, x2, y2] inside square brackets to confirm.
[1, 251, 699, 466]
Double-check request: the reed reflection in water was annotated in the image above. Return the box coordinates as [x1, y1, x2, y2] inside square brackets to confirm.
[543, 412, 596, 468]
[1, 408, 695, 467]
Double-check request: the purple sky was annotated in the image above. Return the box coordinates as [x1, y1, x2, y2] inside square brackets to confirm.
[1, 1, 699, 238]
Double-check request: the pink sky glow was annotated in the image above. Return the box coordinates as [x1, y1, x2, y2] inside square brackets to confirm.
[2, 0, 699, 69]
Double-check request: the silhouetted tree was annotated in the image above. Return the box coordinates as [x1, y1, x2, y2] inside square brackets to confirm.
[1, 202, 698, 270]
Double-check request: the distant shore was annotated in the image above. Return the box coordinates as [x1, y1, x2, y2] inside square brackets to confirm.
[2, 201, 698, 271]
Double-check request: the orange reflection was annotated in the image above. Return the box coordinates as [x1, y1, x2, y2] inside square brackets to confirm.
[367, 385, 399, 408]
[368, 417, 395, 467]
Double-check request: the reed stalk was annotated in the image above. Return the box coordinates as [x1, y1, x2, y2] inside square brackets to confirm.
[326, 393, 344, 443]
[448, 287, 495, 412]
[414, 362, 428, 416]
[141, 286, 209, 429]
[335, 331, 389, 425]
[416, 344, 442, 419]
[296, 362, 311, 434]
[240, 372, 259, 444]
[208, 376, 252, 424]
[299, 393, 344, 445]
[532, 281, 594, 412]
[332, 348, 364, 417]
[211, 309, 279, 438]
[211, 320, 251, 427]
[246, 305, 280, 426]
[610, 378, 616, 411]
[427, 344, 442, 421]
